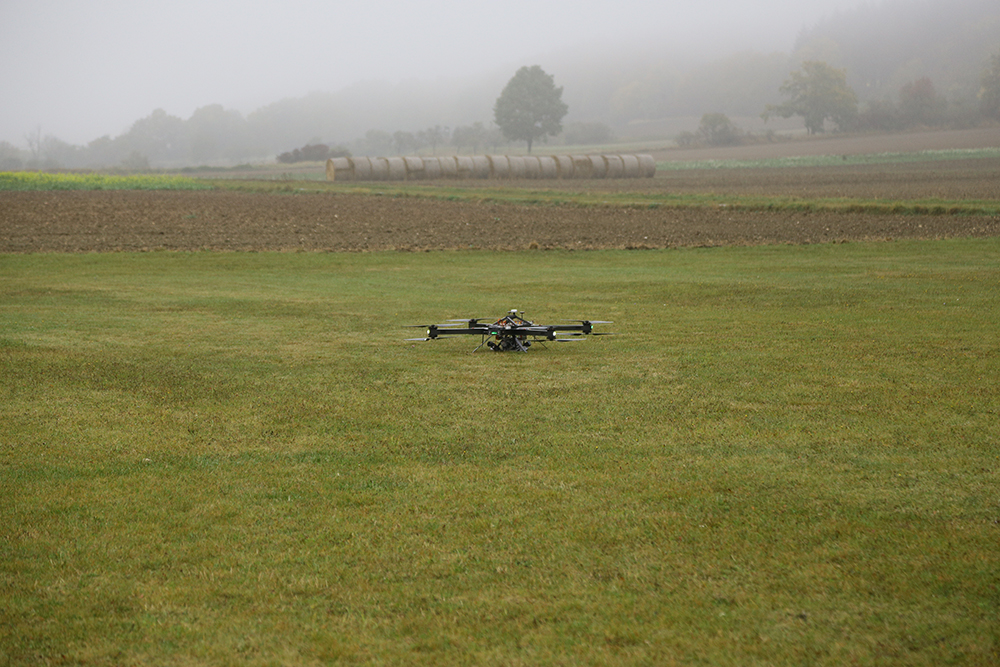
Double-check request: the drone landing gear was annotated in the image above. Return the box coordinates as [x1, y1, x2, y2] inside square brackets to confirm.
[474, 335, 532, 352]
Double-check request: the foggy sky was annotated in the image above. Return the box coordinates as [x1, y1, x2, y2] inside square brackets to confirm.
[2, 0, 873, 146]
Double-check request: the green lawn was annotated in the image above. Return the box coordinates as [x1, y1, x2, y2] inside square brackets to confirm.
[2, 241, 998, 665]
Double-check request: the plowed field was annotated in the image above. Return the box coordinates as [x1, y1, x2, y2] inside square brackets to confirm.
[3, 157, 999, 252]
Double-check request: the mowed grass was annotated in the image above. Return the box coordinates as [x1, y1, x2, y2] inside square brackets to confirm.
[1, 242, 998, 665]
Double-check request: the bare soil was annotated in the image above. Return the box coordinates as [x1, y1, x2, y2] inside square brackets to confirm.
[3, 152, 999, 253]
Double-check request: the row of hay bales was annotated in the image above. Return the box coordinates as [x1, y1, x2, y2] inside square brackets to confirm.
[325, 154, 656, 181]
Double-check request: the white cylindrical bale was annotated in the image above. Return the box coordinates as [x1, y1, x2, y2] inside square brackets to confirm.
[508, 155, 526, 178]
[438, 156, 458, 178]
[537, 156, 558, 179]
[403, 156, 425, 179]
[369, 157, 389, 181]
[351, 156, 372, 180]
[620, 154, 640, 178]
[471, 155, 491, 178]
[488, 155, 509, 178]
[571, 155, 593, 178]
[523, 156, 541, 178]
[553, 155, 573, 178]
[637, 154, 656, 177]
[422, 157, 441, 179]
[603, 155, 624, 179]
[588, 155, 607, 178]
[387, 157, 407, 181]
[455, 156, 475, 178]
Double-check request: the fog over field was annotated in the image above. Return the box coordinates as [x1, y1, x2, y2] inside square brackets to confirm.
[1, 0, 873, 146]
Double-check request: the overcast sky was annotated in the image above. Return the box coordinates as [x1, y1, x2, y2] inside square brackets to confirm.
[1, 0, 872, 146]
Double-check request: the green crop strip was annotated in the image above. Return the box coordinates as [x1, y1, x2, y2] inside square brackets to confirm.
[0, 171, 215, 191]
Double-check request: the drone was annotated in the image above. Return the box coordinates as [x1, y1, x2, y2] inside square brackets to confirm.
[406, 309, 614, 352]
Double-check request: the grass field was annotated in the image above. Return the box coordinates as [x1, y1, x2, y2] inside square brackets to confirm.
[2, 241, 998, 665]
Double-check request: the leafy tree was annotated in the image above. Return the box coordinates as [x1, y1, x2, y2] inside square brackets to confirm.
[698, 113, 742, 146]
[981, 51, 1000, 120]
[493, 65, 568, 153]
[451, 122, 487, 154]
[124, 109, 187, 164]
[899, 77, 946, 126]
[417, 126, 449, 155]
[186, 104, 249, 163]
[0, 141, 25, 170]
[359, 129, 393, 156]
[763, 61, 858, 134]
[392, 130, 418, 155]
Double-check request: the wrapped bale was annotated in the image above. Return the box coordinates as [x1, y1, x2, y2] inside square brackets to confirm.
[455, 156, 475, 179]
[588, 155, 608, 178]
[488, 155, 510, 178]
[370, 157, 391, 181]
[537, 156, 558, 179]
[571, 155, 593, 178]
[523, 156, 541, 179]
[471, 155, 491, 178]
[404, 156, 425, 179]
[422, 157, 442, 179]
[326, 157, 352, 181]
[508, 155, 526, 178]
[603, 155, 624, 179]
[387, 157, 407, 181]
[553, 155, 574, 178]
[620, 154, 640, 178]
[438, 156, 458, 178]
[351, 156, 372, 181]
[637, 154, 656, 177]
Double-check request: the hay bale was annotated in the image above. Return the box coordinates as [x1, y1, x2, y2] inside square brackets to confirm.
[620, 154, 640, 178]
[387, 157, 407, 181]
[508, 155, 526, 178]
[637, 154, 656, 177]
[351, 156, 372, 181]
[326, 157, 353, 181]
[571, 155, 593, 178]
[471, 155, 491, 178]
[488, 155, 509, 178]
[523, 156, 541, 179]
[404, 156, 425, 179]
[369, 157, 389, 181]
[422, 157, 442, 179]
[455, 156, 475, 178]
[553, 155, 574, 178]
[588, 155, 607, 178]
[438, 156, 458, 178]
[537, 156, 558, 179]
[603, 155, 624, 179]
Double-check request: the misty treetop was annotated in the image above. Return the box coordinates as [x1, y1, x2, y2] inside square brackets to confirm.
[493, 66, 568, 153]
[763, 61, 859, 134]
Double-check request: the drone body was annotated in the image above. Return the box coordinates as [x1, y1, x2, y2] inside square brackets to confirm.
[407, 309, 613, 352]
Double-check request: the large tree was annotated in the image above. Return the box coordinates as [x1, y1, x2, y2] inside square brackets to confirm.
[493, 66, 568, 153]
[981, 51, 1000, 120]
[763, 61, 858, 134]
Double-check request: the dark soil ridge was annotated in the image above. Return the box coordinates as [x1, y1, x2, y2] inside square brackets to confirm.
[2, 190, 998, 253]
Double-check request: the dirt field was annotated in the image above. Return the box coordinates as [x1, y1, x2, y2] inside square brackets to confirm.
[3, 141, 1000, 253]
